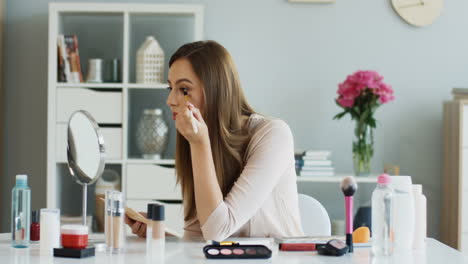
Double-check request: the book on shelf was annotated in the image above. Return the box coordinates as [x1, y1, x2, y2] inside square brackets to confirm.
[296, 150, 331, 157]
[57, 34, 83, 83]
[297, 159, 332, 167]
[302, 155, 330, 161]
[299, 171, 335, 177]
[57, 35, 72, 83]
[295, 149, 335, 175]
[300, 166, 334, 172]
[57, 44, 66, 82]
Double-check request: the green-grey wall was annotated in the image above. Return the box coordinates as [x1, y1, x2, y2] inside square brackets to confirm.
[3, 0, 466, 239]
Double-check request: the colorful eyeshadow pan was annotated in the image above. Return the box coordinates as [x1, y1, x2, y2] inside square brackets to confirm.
[220, 249, 232, 255]
[207, 249, 219, 255]
[233, 249, 244, 255]
[246, 248, 257, 255]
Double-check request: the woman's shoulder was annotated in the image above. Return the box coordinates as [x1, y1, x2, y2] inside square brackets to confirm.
[244, 113, 294, 161]
[248, 113, 291, 134]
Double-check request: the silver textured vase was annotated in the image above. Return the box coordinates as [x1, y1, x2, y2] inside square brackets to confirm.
[136, 109, 169, 159]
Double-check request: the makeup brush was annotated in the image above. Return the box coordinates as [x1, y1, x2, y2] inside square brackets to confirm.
[183, 89, 198, 134]
[340, 176, 358, 253]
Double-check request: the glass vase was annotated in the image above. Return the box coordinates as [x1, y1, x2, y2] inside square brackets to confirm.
[353, 122, 374, 176]
[136, 108, 169, 159]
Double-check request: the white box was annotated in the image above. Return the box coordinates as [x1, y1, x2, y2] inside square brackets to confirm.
[56, 88, 122, 123]
[55, 124, 122, 162]
[126, 164, 181, 200]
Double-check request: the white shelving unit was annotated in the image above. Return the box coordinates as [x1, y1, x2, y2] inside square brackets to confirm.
[441, 98, 468, 253]
[46, 3, 203, 234]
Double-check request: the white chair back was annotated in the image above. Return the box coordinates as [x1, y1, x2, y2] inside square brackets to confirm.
[298, 193, 331, 236]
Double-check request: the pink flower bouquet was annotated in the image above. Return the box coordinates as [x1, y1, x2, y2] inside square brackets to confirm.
[334, 70, 394, 176]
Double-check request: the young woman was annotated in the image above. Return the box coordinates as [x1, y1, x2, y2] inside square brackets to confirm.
[125, 40, 304, 241]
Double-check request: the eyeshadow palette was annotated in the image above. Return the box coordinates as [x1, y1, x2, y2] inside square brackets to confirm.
[203, 244, 272, 259]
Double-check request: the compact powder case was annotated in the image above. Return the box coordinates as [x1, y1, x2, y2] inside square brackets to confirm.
[203, 244, 272, 259]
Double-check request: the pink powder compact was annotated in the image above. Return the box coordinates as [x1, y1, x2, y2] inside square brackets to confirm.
[61, 225, 88, 249]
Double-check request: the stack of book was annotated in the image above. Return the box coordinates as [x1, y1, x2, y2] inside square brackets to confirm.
[57, 34, 83, 83]
[295, 150, 334, 177]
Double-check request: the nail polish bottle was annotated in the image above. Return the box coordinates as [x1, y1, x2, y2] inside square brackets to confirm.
[30, 210, 40, 242]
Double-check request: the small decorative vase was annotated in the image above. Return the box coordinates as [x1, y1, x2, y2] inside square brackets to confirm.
[352, 122, 373, 176]
[136, 109, 168, 159]
[86, 58, 103, 83]
[136, 36, 165, 84]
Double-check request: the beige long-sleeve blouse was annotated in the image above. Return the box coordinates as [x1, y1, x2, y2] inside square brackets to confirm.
[183, 114, 304, 241]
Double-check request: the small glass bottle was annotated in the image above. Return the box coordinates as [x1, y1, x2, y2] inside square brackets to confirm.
[111, 192, 125, 253]
[104, 190, 113, 249]
[146, 203, 156, 254]
[11, 174, 31, 248]
[151, 205, 165, 261]
[371, 174, 394, 256]
[30, 210, 40, 242]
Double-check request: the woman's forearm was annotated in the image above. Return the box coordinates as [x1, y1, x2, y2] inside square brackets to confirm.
[190, 140, 223, 225]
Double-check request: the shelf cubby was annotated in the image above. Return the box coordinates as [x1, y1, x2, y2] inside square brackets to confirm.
[59, 13, 124, 82]
[127, 88, 175, 160]
[127, 13, 196, 84]
[48, 4, 204, 235]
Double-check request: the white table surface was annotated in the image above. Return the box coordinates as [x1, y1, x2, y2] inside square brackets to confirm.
[0, 233, 466, 264]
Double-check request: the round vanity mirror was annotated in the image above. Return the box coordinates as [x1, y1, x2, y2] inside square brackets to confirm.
[67, 110, 106, 226]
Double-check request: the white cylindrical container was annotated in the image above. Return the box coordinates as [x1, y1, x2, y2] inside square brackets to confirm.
[390, 176, 415, 251]
[331, 220, 345, 236]
[40, 208, 60, 253]
[86, 58, 103, 83]
[412, 184, 427, 249]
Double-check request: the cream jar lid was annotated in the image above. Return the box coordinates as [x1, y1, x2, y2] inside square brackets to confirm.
[61, 225, 88, 235]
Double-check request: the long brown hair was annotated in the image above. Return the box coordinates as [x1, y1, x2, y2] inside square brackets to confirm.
[169, 40, 255, 221]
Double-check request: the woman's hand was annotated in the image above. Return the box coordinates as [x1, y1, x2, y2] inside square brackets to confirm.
[175, 102, 209, 145]
[124, 212, 147, 238]
[125, 211, 174, 238]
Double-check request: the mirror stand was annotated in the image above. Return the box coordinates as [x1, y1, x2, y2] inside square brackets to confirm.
[67, 110, 106, 231]
[82, 184, 87, 226]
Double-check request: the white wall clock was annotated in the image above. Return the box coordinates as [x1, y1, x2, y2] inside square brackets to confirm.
[391, 0, 443, 27]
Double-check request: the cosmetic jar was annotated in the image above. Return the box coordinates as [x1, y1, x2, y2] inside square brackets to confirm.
[61, 225, 88, 249]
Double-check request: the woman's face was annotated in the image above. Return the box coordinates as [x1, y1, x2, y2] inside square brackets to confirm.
[166, 58, 205, 120]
